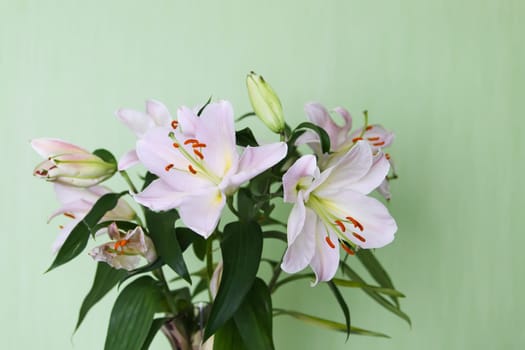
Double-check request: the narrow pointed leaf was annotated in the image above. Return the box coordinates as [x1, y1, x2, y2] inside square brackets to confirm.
[273, 309, 390, 338]
[75, 262, 128, 331]
[293, 122, 331, 153]
[140, 317, 170, 350]
[203, 221, 263, 340]
[340, 261, 411, 326]
[104, 276, 163, 350]
[118, 258, 165, 287]
[93, 148, 117, 166]
[327, 281, 351, 340]
[47, 192, 125, 272]
[213, 319, 248, 350]
[332, 278, 405, 297]
[357, 249, 400, 306]
[144, 209, 191, 283]
[236, 127, 259, 147]
[233, 278, 275, 350]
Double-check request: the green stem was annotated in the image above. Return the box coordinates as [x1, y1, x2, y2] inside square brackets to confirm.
[358, 110, 369, 139]
[153, 268, 178, 316]
[268, 251, 286, 294]
[119, 170, 139, 194]
[206, 237, 214, 301]
[226, 196, 240, 218]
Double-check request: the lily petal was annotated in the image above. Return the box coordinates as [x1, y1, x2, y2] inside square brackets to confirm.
[31, 138, 88, 158]
[134, 179, 186, 212]
[116, 108, 155, 138]
[309, 223, 340, 285]
[177, 187, 226, 238]
[118, 149, 140, 171]
[146, 99, 171, 127]
[286, 193, 306, 245]
[348, 152, 390, 195]
[281, 207, 318, 274]
[225, 142, 287, 193]
[282, 154, 317, 203]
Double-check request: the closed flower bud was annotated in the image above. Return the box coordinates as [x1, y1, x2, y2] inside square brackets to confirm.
[31, 138, 117, 187]
[246, 71, 285, 133]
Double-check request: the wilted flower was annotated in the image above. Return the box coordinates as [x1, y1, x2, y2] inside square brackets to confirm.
[246, 72, 285, 134]
[89, 223, 156, 270]
[281, 142, 397, 284]
[31, 138, 116, 187]
[48, 183, 135, 253]
[115, 100, 173, 170]
[134, 100, 287, 238]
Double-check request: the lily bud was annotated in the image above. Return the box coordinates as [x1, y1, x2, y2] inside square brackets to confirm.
[31, 138, 117, 187]
[246, 71, 285, 133]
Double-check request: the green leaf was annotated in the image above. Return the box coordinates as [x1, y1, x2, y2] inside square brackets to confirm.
[92, 220, 139, 234]
[75, 262, 128, 331]
[273, 309, 390, 338]
[47, 192, 125, 272]
[237, 188, 258, 221]
[213, 319, 248, 350]
[332, 278, 405, 297]
[140, 318, 170, 350]
[203, 221, 263, 340]
[340, 261, 411, 326]
[236, 127, 259, 147]
[357, 249, 400, 306]
[104, 276, 164, 350]
[175, 227, 205, 253]
[233, 278, 275, 350]
[293, 122, 331, 154]
[327, 281, 351, 340]
[236, 111, 256, 122]
[262, 230, 287, 242]
[144, 209, 191, 284]
[93, 148, 117, 166]
[118, 258, 165, 287]
[197, 96, 213, 116]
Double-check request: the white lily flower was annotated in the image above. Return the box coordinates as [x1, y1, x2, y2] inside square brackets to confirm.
[89, 223, 156, 271]
[134, 100, 288, 238]
[281, 141, 397, 285]
[31, 138, 116, 187]
[115, 100, 173, 170]
[48, 183, 135, 253]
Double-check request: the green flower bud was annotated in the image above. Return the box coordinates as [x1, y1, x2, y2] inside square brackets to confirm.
[246, 72, 285, 134]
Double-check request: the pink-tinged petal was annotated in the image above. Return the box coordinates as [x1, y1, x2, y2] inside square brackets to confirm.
[305, 103, 352, 151]
[225, 142, 287, 193]
[282, 155, 317, 203]
[286, 193, 306, 245]
[47, 199, 92, 223]
[54, 183, 105, 205]
[195, 101, 238, 177]
[350, 124, 394, 151]
[52, 219, 81, 253]
[332, 107, 352, 132]
[134, 179, 186, 212]
[349, 152, 390, 195]
[294, 130, 323, 155]
[309, 223, 340, 285]
[146, 99, 172, 127]
[177, 106, 198, 136]
[281, 208, 318, 274]
[89, 244, 141, 271]
[136, 127, 210, 190]
[324, 189, 397, 249]
[118, 149, 140, 171]
[107, 222, 121, 240]
[116, 108, 155, 138]
[315, 141, 373, 195]
[31, 138, 88, 158]
[210, 261, 224, 299]
[103, 197, 136, 221]
[177, 188, 225, 238]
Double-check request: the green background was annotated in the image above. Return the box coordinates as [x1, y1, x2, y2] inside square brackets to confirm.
[1, 0, 523, 349]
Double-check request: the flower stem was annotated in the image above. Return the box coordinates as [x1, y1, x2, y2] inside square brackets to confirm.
[268, 251, 285, 294]
[153, 268, 178, 316]
[206, 237, 214, 301]
[119, 170, 139, 194]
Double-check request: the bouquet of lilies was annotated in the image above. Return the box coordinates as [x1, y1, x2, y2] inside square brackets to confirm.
[32, 72, 409, 350]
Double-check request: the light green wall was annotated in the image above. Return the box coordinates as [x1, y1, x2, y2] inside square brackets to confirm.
[2, 0, 523, 349]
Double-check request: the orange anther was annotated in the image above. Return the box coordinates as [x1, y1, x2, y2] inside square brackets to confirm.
[192, 143, 207, 148]
[113, 239, 128, 251]
[188, 164, 197, 174]
[335, 220, 346, 232]
[366, 125, 373, 131]
[325, 236, 336, 249]
[172, 142, 180, 148]
[367, 137, 380, 141]
[352, 137, 363, 143]
[58, 225, 64, 230]
[352, 232, 366, 243]
[184, 139, 199, 145]
[193, 149, 204, 160]
[372, 141, 385, 147]
[171, 120, 179, 129]
[346, 216, 364, 231]
[165, 164, 174, 171]
[341, 242, 355, 255]
[64, 212, 76, 219]
[385, 153, 391, 160]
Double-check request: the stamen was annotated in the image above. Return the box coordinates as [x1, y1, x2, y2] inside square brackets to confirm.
[58, 225, 64, 229]
[172, 142, 180, 148]
[64, 212, 76, 219]
[372, 141, 385, 147]
[171, 120, 179, 129]
[346, 216, 364, 231]
[35, 169, 48, 176]
[385, 153, 391, 160]
[188, 164, 197, 174]
[113, 239, 128, 251]
[352, 232, 366, 243]
[366, 125, 373, 131]
[334, 220, 346, 232]
[193, 143, 207, 148]
[184, 139, 199, 145]
[367, 137, 380, 141]
[165, 164, 174, 171]
[48, 165, 58, 170]
[193, 149, 204, 160]
[341, 242, 355, 255]
[352, 137, 363, 143]
[325, 236, 336, 249]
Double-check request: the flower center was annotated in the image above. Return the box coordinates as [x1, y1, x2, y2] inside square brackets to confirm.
[163, 129, 221, 184]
